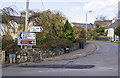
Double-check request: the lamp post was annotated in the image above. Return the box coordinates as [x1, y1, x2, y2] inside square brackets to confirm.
[86, 11, 92, 41]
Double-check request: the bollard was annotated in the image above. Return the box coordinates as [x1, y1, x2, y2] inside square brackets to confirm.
[13, 54, 16, 63]
[9, 54, 13, 64]
[13, 58, 15, 64]
[2, 51, 5, 65]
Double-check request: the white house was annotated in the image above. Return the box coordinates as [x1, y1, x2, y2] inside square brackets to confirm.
[1, 16, 25, 39]
[105, 21, 119, 41]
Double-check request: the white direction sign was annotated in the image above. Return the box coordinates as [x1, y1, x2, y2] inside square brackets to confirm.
[18, 31, 36, 40]
[30, 26, 43, 32]
[18, 31, 36, 45]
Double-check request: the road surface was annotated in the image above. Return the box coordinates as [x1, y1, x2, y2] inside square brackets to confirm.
[2, 41, 118, 76]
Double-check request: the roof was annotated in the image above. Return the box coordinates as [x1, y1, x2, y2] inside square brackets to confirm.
[106, 21, 120, 29]
[1, 15, 25, 24]
[94, 20, 112, 27]
[11, 16, 25, 24]
[72, 22, 93, 29]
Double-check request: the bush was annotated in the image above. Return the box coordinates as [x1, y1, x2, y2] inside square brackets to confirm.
[35, 38, 74, 50]
[2, 35, 20, 54]
[95, 36, 109, 41]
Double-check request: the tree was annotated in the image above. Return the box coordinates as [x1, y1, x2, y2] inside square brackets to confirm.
[24, 9, 66, 42]
[73, 26, 86, 41]
[61, 20, 75, 41]
[95, 27, 105, 35]
[96, 24, 99, 28]
[105, 30, 108, 36]
[96, 15, 107, 21]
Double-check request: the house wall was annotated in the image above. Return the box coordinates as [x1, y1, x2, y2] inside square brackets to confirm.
[107, 28, 119, 41]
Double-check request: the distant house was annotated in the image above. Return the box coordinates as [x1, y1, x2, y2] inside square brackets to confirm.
[72, 22, 93, 29]
[105, 21, 119, 41]
[0, 15, 25, 39]
[94, 20, 112, 28]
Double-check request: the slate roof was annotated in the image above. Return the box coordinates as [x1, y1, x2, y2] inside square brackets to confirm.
[94, 20, 112, 27]
[11, 16, 25, 24]
[106, 21, 120, 29]
[72, 22, 93, 29]
[1, 15, 25, 24]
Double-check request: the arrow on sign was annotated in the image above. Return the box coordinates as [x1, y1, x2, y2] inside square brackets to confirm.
[30, 26, 43, 32]
[20, 40, 35, 45]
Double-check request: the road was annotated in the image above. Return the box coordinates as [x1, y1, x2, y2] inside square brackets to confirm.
[2, 41, 118, 76]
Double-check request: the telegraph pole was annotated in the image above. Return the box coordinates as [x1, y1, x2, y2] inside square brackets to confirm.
[25, 0, 29, 32]
[24, 0, 29, 49]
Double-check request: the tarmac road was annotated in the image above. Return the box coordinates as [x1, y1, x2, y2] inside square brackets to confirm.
[2, 41, 118, 76]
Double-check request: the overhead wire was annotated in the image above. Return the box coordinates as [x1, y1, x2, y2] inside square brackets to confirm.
[41, 0, 45, 11]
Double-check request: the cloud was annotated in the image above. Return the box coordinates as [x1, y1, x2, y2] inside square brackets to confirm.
[1, 0, 90, 2]
[70, 7, 81, 11]
[84, 1, 106, 11]
[108, 0, 120, 5]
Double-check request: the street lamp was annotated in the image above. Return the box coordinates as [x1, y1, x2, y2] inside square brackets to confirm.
[86, 11, 92, 41]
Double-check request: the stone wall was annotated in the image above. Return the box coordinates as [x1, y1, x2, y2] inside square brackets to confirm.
[16, 43, 80, 63]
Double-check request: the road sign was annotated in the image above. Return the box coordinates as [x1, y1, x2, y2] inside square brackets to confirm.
[30, 26, 43, 32]
[18, 31, 36, 45]
[18, 40, 36, 45]
[18, 31, 36, 40]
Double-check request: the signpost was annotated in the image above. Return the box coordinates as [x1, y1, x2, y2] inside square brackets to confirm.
[30, 26, 43, 32]
[18, 31, 36, 40]
[18, 31, 36, 46]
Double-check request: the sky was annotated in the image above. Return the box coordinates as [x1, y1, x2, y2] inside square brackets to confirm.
[0, 0, 120, 23]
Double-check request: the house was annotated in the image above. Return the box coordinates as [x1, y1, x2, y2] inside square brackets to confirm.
[0, 15, 25, 39]
[105, 21, 120, 41]
[72, 22, 93, 29]
[94, 20, 112, 28]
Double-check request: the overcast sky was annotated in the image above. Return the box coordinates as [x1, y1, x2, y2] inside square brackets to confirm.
[0, 0, 120, 23]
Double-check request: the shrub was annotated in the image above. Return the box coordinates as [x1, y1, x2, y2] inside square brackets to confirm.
[95, 36, 109, 41]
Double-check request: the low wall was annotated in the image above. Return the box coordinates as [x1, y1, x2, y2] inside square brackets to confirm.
[16, 43, 80, 63]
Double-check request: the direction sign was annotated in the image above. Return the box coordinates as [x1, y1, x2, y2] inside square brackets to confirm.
[30, 26, 43, 32]
[18, 31, 36, 40]
[18, 40, 36, 45]
[18, 31, 36, 45]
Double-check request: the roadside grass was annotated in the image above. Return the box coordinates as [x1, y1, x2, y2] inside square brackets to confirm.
[89, 40, 120, 43]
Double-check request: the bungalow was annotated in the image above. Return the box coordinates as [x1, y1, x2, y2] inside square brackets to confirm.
[72, 22, 93, 29]
[105, 21, 119, 41]
[94, 20, 112, 28]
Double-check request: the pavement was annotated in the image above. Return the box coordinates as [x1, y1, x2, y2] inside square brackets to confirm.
[2, 42, 97, 67]
[1, 41, 118, 76]
[43, 43, 98, 61]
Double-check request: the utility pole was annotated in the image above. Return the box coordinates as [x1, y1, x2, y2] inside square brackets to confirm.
[25, 0, 29, 32]
[24, 0, 29, 49]
[86, 12, 87, 40]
